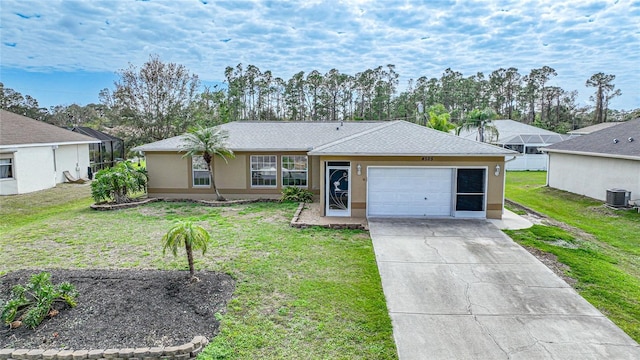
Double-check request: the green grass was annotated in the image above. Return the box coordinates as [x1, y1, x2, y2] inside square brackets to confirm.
[505, 171, 640, 341]
[0, 185, 396, 359]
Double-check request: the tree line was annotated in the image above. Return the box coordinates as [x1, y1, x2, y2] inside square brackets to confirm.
[1, 55, 637, 153]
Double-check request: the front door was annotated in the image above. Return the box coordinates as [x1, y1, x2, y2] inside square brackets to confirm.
[326, 162, 351, 217]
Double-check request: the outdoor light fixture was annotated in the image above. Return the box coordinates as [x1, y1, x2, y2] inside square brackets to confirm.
[494, 164, 501, 176]
[357, 164, 362, 176]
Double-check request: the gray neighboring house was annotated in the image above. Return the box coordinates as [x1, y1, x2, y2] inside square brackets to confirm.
[457, 119, 573, 171]
[543, 118, 640, 202]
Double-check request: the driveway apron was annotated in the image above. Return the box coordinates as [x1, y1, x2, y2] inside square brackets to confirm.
[369, 218, 640, 360]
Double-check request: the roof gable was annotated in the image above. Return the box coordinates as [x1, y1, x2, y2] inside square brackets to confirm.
[544, 118, 640, 159]
[309, 121, 515, 156]
[0, 110, 98, 147]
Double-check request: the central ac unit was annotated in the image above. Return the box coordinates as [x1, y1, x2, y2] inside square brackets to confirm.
[606, 189, 630, 208]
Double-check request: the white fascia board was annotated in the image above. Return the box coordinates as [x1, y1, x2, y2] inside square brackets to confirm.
[542, 148, 640, 161]
[306, 152, 514, 157]
[0, 140, 100, 149]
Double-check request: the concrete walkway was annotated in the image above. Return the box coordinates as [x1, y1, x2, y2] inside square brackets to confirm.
[487, 209, 534, 230]
[369, 218, 640, 360]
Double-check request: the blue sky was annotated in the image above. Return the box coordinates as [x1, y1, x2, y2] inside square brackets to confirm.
[1, 0, 638, 110]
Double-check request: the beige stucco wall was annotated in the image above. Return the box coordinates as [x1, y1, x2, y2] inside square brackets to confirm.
[213, 154, 247, 189]
[310, 155, 321, 191]
[146, 153, 190, 189]
[145, 151, 319, 200]
[318, 156, 506, 219]
[548, 153, 640, 202]
[144, 151, 506, 218]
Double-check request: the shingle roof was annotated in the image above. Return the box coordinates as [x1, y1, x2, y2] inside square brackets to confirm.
[543, 118, 640, 160]
[458, 119, 561, 144]
[308, 121, 514, 156]
[132, 121, 383, 152]
[133, 120, 515, 157]
[568, 122, 622, 135]
[0, 110, 99, 147]
[222, 121, 384, 151]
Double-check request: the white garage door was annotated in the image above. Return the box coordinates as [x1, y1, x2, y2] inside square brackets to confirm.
[367, 167, 453, 217]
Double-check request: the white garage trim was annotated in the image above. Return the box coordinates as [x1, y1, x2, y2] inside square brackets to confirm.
[366, 166, 487, 219]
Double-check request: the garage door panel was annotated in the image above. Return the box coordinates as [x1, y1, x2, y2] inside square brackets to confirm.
[368, 168, 453, 217]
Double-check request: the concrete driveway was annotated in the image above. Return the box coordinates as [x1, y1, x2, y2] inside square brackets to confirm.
[369, 218, 640, 360]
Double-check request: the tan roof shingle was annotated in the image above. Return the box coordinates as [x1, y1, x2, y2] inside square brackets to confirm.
[0, 110, 98, 147]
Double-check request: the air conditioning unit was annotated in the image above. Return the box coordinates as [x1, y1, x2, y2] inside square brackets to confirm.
[606, 189, 631, 208]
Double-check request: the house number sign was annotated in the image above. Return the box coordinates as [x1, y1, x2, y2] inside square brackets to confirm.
[421, 156, 434, 161]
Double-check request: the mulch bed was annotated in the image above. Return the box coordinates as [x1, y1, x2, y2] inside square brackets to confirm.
[90, 197, 278, 211]
[0, 269, 235, 350]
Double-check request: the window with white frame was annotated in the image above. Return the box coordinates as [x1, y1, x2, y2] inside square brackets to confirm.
[0, 158, 13, 179]
[251, 155, 277, 187]
[282, 155, 308, 187]
[192, 156, 210, 187]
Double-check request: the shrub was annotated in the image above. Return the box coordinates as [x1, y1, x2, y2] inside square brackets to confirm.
[91, 161, 148, 204]
[1, 272, 78, 329]
[281, 186, 314, 203]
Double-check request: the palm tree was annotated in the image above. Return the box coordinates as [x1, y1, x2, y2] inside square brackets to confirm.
[162, 221, 211, 281]
[181, 126, 234, 201]
[425, 109, 456, 133]
[455, 108, 499, 143]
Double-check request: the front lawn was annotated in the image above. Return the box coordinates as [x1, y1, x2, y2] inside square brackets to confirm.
[0, 186, 397, 359]
[505, 171, 640, 342]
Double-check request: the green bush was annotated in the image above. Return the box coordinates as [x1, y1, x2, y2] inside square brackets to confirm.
[1, 272, 78, 329]
[91, 161, 148, 204]
[281, 186, 314, 203]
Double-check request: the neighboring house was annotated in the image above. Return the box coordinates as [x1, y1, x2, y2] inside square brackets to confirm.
[543, 118, 640, 202]
[133, 121, 516, 219]
[0, 110, 99, 195]
[567, 122, 622, 136]
[71, 127, 125, 176]
[457, 119, 573, 171]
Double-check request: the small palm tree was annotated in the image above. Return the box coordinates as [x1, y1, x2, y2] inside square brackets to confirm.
[162, 221, 211, 281]
[181, 126, 234, 201]
[456, 108, 499, 143]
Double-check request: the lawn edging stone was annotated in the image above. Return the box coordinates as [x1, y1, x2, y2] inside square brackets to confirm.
[90, 198, 159, 211]
[289, 202, 305, 226]
[0, 336, 208, 360]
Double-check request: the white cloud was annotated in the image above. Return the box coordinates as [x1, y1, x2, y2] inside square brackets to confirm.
[0, 0, 638, 108]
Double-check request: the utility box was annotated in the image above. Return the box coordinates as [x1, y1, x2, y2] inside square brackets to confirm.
[606, 189, 631, 208]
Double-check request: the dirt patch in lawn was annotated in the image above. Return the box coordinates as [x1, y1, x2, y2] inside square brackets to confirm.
[0, 269, 235, 350]
[521, 246, 578, 287]
[506, 200, 582, 286]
